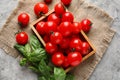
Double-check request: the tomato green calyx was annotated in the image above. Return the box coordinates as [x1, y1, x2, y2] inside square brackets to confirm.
[39, 12, 46, 16]
[18, 22, 28, 27]
[15, 30, 22, 35]
[50, 31, 54, 35]
[18, 22, 23, 27]
[58, 3, 66, 18]
[89, 22, 93, 26]
[59, 14, 63, 18]
[71, 48, 76, 52]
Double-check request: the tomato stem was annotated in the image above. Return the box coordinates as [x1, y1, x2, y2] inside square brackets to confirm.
[50, 31, 54, 35]
[89, 22, 93, 26]
[39, 12, 45, 16]
[15, 30, 22, 35]
[18, 22, 23, 26]
[71, 48, 76, 52]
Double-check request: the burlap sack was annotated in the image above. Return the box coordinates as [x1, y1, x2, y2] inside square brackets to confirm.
[0, 0, 115, 80]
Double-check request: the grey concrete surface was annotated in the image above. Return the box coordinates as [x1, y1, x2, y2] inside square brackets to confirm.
[0, 0, 120, 80]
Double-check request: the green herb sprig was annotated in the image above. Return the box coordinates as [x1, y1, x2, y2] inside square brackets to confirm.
[14, 35, 74, 80]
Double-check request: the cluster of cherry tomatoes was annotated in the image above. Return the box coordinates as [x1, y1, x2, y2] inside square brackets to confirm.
[16, 1, 92, 68]
[35, 2, 92, 68]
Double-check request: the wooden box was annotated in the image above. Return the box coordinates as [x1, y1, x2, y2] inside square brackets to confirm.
[30, 9, 96, 73]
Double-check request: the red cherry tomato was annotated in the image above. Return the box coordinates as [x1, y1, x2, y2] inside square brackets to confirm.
[50, 32, 63, 44]
[45, 42, 58, 54]
[44, 0, 52, 4]
[65, 49, 71, 55]
[36, 21, 46, 35]
[54, 3, 66, 16]
[62, 12, 74, 22]
[16, 32, 28, 45]
[43, 35, 50, 43]
[18, 13, 30, 27]
[57, 25, 60, 31]
[80, 19, 92, 33]
[72, 22, 82, 34]
[71, 34, 80, 39]
[62, 57, 70, 68]
[67, 52, 82, 66]
[58, 21, 72, 37]
[34, 2, 48, 17]
[70, 38, 82, 52]
[61, 0, 72, 6]
[44, 21, 57, 35]
[60, 38, 70, 49]
[52, 52, 65, 66]
[47, 13, 61, 25]
[81, 42, 90, 56]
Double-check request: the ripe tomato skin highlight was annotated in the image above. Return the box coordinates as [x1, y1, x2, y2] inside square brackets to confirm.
[45, 42, 58, 55]
[44, 21, 57, 35]
[54, 3, 66, 16]
[62, 12, 74, 22]
[60, 38, 70, 49]
[18, 13, 30, 27]
[81, 42, 90, 56]
[16, 32, 28, 45]
[50, 32, 63, 44]
[58, 21, 72, 37]
[47, 13, 61, 25]
[67, 52, 82, 66]
[36, 21, 46, 35]
[80, 19, 92, 33]
[61, 0, 72, 6]
[72, 22, 82, 34]
[34, 2, 48, 17]
[70, 38, 82, 52]
[52, 52, 65, 66]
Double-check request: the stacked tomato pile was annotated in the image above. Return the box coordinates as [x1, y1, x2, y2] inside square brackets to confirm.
[34, 3, 92, 68]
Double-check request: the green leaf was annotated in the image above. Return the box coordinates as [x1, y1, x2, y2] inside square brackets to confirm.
[38, 75, 55, 80]
[65, 74, 74, 80]
[19, 58, 27, 66]
[14, 35, 69, 80]
[14, 44, 27, 57]
[54, 67, 66, 80]
[28, 66, 39, 72]
[28, 48, 47, 62]
[30, 35, 42, 51]
[38, 59, 52, 79]
[38, 76, 47, 80]
[25, 43, 31, 53]
[49, 75, 55, 80]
